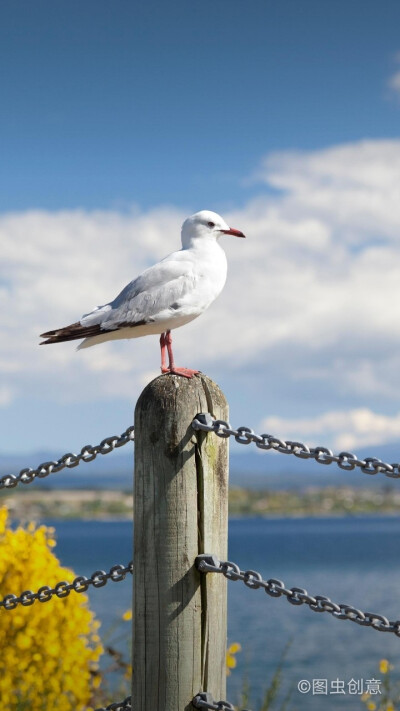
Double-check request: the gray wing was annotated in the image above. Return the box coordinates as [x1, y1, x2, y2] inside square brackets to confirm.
[80, 256, 198, 331]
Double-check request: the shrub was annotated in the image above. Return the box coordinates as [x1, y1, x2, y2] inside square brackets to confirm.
[0, 507, 103, 710]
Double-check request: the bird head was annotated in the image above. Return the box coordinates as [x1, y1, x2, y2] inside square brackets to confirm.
[181, 210, 245, 248]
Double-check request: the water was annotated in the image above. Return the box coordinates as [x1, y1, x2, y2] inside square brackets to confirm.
[46, 516, 400, 710]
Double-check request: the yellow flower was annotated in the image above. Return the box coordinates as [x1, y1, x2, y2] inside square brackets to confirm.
[0, 506, 103, 710]
[92, 672, 102, 689]
[379, 658, 391, 674]
[124, 663, 133, 680]
[387, 703, 395, 711]
[366, 703, 376, 711]
[226, 642, 242, 675]
[15, 633, 31, 650]
[122, 609, 132, 621]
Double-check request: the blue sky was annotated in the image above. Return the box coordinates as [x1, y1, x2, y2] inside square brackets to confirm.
[1, 0, 400, 212]
[1, 0, 400, 456]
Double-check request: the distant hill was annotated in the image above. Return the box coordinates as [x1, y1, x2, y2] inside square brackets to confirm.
[1, 438, 399, 491]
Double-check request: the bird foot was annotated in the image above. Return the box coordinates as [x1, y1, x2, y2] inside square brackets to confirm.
[161, 367, 200, 379]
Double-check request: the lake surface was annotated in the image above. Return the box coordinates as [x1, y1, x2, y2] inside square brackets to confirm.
[46, 516, 400, 710]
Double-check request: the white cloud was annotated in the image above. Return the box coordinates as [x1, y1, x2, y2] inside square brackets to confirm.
[2, 138, 400, 444]
[261, 408, 400, 451]
[0, 206, 185, 402]
[388, 52, 400, 96]
[389, 70, 400, 95]
[0, 386, 14, 407]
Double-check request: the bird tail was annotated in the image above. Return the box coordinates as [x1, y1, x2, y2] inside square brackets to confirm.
[40, 322, 102, 344]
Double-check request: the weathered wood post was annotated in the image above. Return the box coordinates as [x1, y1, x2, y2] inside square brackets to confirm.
[133, 373, 229, 711]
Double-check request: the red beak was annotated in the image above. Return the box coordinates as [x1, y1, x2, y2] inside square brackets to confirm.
[220, 227, 246, 238]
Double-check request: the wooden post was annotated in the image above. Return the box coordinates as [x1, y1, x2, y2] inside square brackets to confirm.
[133, 373, 229, 711]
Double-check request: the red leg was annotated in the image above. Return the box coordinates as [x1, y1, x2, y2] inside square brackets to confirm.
[160, 332, 168, 372]
[161, 330, 200, 378]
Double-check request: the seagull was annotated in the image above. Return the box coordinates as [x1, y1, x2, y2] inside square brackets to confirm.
[40, 210, 245, 378]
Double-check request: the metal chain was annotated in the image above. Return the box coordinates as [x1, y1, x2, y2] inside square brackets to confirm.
[95, 693, 246, 711]
[196, 554, 400, 638]
[193, 691, 251, 711]
[0, 426, 135, 490]
[0, 561, 133, 611]
[192, 414, 400, 480]
[94, 697, 131, 711]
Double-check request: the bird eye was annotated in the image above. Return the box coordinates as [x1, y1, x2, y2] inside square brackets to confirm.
[207, 221, 215, 228]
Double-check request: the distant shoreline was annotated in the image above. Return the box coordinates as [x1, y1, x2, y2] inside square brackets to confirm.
[2, 485, 400, 521]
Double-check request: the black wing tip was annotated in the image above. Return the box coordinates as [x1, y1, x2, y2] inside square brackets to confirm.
[39, 322, 81, 344]
[39, 329, 59, 345]
[38, 321, 103, 344]
[39, 319, 143, 345]
[40, 330, 56, 339]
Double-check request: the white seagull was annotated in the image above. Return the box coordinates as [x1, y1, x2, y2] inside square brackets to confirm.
[40, 210, 245, 378]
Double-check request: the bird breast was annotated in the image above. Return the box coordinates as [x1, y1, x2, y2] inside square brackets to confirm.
[190, 242, 228, 310]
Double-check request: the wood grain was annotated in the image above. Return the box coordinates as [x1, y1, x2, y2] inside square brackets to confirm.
[133, 373, 228, 711]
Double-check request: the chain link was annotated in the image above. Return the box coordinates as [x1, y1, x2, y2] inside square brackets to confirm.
[196, 554, 400, 637]
[95, 693, 247, 711]
[193, 691, 251, 711]
[0, 426, 135, 490]
[0, 561, 133, 611]
[192, 414, 400, 480]
[94, 697, 131, 711]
